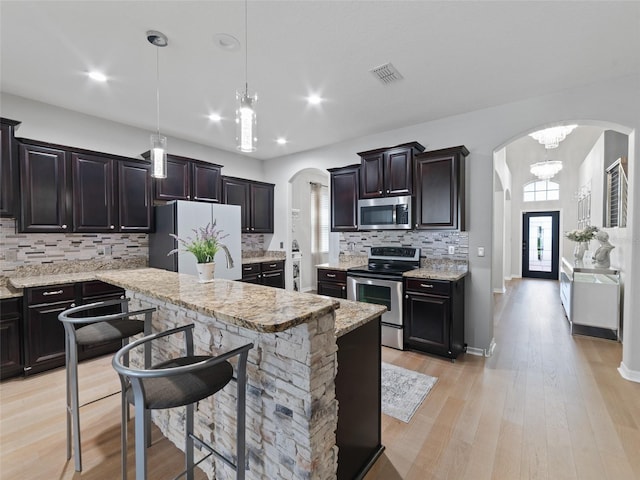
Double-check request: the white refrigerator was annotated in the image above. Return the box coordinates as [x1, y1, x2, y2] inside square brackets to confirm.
[149, 201, 242, 280]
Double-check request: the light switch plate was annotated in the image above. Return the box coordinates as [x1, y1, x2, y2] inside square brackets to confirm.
[448, 246, 456, 254]
[478, 247, 485, 257]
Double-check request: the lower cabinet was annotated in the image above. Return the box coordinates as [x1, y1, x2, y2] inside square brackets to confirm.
[22, 281, 125, 376]
[403, 277, 465, 359]
[0, 297, 23, 380]
[241, 260, 285, 289]
[317, 268, 347, 299]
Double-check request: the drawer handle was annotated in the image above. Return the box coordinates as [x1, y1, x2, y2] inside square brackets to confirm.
[243, 267, 252, 271]
[326, 273, 336, 278]
[269, 264, 277, 268]
[42, 290, 64, 296]
[263, 273, 279, 278]
[420, 284, 434, 289]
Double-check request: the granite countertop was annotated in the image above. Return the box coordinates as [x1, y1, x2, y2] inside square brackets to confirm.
[333, 299, 386, 338]
[9, 271, 116, 289]
[96, 268, 341, 334]
[0, 286, 23, 300]
[404, 266, 469, 282]
[242, 256, 286, 265]
[316, 257, 368, 271]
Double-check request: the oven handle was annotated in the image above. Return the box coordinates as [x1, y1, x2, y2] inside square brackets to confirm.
[347, 272, 404, 282]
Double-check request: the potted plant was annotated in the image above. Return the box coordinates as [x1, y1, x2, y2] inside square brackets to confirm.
[564, 225, 598, 262]
[167, 221, 232, 282]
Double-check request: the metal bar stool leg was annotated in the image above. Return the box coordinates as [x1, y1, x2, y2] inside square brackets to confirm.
[65, 334, 72, 462]
[69, 338, 82, 472]
[237, 350, 249, 480]
[186, 403, 194, 480]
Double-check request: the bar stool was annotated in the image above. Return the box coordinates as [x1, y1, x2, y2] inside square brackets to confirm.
[112, 324, 253, 480]
[58, 298, 155, 472]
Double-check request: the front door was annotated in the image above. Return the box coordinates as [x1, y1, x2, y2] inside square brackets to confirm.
[522, 211, 560, 280]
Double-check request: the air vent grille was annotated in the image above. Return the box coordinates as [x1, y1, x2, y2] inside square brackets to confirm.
[370, 63, 403, 84]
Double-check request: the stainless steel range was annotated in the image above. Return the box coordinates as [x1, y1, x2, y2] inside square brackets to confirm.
[347, 246, 420, 349]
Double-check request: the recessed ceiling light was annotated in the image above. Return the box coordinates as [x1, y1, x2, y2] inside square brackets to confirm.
[213, 33, 240, 52]
[276, 137, 288, 145]
[208, 113, 222, 122]
[307, 94, 323, 105]
[88, 71, 107, 82]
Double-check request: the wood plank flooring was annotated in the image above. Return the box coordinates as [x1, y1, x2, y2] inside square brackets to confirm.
[1, 278, 638, 479]
[365, 278, 640, 480]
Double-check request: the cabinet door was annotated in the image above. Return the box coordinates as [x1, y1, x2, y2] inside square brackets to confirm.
[414, 146, 467, 230]
[223, 178, 250, 232]
[72, 152, 115, 232]
[330, 166, 359, 232]
[1, 120, 20, 218]
[154, 156, 191, 201]
[0, 298, 23, 380]
[404, 293, 450, 356]
[25, 300, 73, 375]
[118, 161, 152, 232]
[384, 147, 413, 196]
[359, 153, 385, 199]
[317, 281, 347, 299]
[19, 143, 70, 233]
[250, 183, 274, 233]
[192, 162, 222, 203]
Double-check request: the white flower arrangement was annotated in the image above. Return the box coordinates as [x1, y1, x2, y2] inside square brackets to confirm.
[565, 225, 598, 242]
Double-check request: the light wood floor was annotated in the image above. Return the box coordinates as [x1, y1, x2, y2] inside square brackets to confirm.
[1, 278, 638, 479]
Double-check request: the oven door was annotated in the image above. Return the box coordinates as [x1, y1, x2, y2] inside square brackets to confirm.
[346, 275, 402, 327]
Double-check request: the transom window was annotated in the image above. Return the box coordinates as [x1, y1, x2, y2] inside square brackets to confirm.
[523, 180, 559, 202]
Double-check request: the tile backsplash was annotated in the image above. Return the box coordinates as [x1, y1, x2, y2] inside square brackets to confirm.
[0, 218, 148, 277]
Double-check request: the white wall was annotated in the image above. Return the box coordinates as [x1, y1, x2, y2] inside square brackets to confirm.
[261, 74, 639, 371]
[0, 93, 265, 180]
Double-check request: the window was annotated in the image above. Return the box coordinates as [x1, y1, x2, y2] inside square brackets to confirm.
[606, 157, 628, 227]
[523, 180, 559, 202]
[310, 182, 329, 253]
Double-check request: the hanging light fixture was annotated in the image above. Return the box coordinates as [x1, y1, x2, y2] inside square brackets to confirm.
[147, 30, 168, 178]
[236, 0, 257, 152]
[530, 159, 563, 180]
[529, 125, 577, 149]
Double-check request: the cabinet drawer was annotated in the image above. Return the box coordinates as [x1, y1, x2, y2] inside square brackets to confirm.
[318, 269, 346, 283]
[0, 297, 21, 317]
[27, 285, 76, 305]
[241, 263, 261, 277]
[261, 260, 284, 272]
[405, 278, 450, 296]
[80, 280, 123, 297]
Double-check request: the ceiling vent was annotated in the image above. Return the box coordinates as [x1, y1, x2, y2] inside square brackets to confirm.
[370, 63, 403, 85]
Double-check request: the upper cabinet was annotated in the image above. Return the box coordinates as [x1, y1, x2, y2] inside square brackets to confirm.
[143, 152, 222, 203]
[1, 118, 21, 218]
[414, 145, 468, 231]
[18, 138, 152, 233]
[358, 142, 424, 199]
[222, 176, 274, 233]
[329, 164, 360, 232]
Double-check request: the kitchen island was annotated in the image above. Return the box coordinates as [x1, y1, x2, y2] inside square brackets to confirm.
[96, 268, 386, 480]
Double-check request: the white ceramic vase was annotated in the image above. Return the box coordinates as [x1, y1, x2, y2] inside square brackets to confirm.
[196, 262, 215, 283]
[573, 242, 586, 262]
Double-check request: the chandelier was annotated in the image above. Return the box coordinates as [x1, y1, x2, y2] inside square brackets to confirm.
[529, 125, 577, 149]
[147, 30, 168, 178]
[530, 159, 563, 180]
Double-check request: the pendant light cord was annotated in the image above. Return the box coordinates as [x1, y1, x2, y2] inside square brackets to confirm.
[244, 0, 249, 96]
[156, 46, 161, 136]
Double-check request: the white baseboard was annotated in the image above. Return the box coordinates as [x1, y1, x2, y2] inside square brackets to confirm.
[493, 287, 506, 294]
[466, 338, 496, 357]
[618, 362, 640, 383]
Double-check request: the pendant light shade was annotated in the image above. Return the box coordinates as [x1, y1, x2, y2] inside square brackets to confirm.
[236, 0, 257, 152]
[147, 30, 168, 178]
[236, 89, 257, 152]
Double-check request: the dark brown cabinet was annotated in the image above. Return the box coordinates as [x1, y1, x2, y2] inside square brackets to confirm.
[404, 277, 465, 359]
[18, 139, 152, 233]
[329, 165, 359, 232]
[414, 145, 468, 230]
[19, 141, 71, 233]
[0, 297, 23, 380]
[1, 118, 20, 218]
[241, 260, 285, 288]
[222, 176, 274, 233]
[317, 268, 347, 299]
[23, 281, 126, 375]
[147, 153, 222, 203]
[358, 142, 424, 199]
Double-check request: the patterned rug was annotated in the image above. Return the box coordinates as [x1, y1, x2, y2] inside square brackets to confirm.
[381, 362, 438, 423]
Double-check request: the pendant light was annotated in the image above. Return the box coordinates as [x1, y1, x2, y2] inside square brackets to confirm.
[530, 159, 563, 180]
[147, 30, 168, 178]
[236, 0, 257, 152]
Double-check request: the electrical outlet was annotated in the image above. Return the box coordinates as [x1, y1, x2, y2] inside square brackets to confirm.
[280, 241, 284, 248]
[448, 246, 455, 255]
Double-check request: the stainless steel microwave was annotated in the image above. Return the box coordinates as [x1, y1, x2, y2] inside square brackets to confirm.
[357, 195, 412, 230]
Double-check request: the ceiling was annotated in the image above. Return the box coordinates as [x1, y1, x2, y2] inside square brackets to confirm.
[2, 1, 639, 160]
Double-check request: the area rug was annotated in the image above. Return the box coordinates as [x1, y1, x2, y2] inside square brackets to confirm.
[381, 362, 438, 423]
